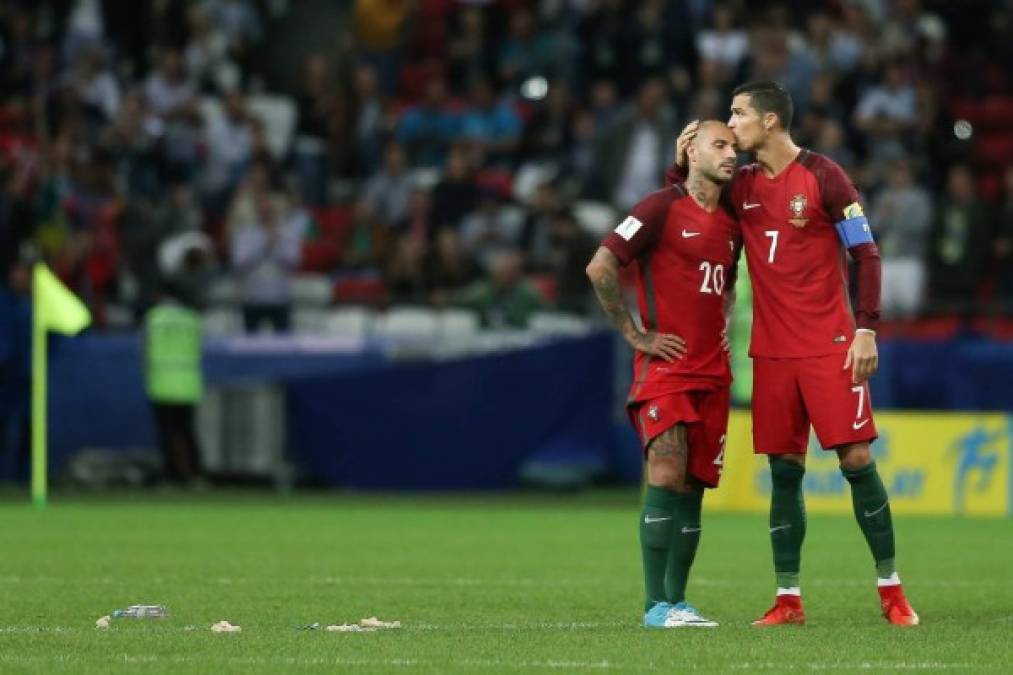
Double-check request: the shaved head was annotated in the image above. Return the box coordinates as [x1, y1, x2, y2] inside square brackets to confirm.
[693, 120, 736, 148]
[686, 120, 737, 184]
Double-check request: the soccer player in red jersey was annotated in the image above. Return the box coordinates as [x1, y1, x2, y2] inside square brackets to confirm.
[673, 81, 918, 626]
[586, 122, 739, 628]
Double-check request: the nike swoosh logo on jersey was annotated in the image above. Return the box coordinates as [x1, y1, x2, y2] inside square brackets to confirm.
[644, 516, 672, 524]
[681, 230, 701, 238]
[743, 202, 761, 210]
[864, 502, 888, 518]
[853, 419, 870, 430]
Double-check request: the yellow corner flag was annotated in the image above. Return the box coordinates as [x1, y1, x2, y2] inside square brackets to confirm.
[32, 263, 91, 508]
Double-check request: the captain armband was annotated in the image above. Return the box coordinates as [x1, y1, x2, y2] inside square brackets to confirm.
[834, 215, 874, 247]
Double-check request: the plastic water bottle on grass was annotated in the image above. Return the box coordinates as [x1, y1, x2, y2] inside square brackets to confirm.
[112, 605, 168, 618]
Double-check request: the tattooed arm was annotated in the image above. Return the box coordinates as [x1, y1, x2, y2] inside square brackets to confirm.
[585, 246, 686, 362]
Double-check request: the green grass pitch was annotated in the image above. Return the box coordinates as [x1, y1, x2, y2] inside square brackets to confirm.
[0, 491, 1009, 673]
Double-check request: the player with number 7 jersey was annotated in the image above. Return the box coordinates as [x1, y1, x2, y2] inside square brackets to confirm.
[670, 81, 918, 628]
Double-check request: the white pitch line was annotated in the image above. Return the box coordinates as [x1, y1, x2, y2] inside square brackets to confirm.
[0, 575, 999, 589]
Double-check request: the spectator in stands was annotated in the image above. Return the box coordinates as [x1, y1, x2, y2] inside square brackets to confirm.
[384, 230, 427, 304]
[184, 4, 237, 94]
[397, 75, 460, 168]
[496, 8, 557, 88]
[521, 81, 575, 166]
[225, 159, 286, 243]
[453, 249, 544, 329]
[871, 159, 933, 317]
[541, 208, 598, 314]
[351, 63, 388, 176]
[64, 46, 120, 123]
[520, 181, 561, 265]
[144, 49, 201, 180]
[230, 191, 302, 332]
[995, 165, 1013, 311]
[430, 145, 478, 232]
[343, 198, 384, 272]
[293, 54, 336, 206]
[695, 2, 749, 72]
[363, 142, 413, 228]
[928, 164, 992, 311]
[353, 0, 413, 95]
[854, 62, 918, 158]
[392, 186, 434, 250]
[591, 77, 675, 211]
[447, 7, 491, 91]
[459, 189, 524, 269]
[461, 77, 522, 167]
[204, 91, 254, 209]
[424, 227, 481, 306]
[813, 118, 856, 170]
[100, 91, 161, 197]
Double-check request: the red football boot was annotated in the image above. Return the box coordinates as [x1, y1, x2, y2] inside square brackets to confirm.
[752, 594, 805, 626]
[879, 584, 919, 626]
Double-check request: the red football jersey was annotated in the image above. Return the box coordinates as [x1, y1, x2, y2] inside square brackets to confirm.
[728, 150, 866, 358]
[602, 184, 738, 403]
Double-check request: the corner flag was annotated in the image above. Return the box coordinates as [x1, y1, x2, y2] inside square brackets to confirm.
[32, 263, 91, 508]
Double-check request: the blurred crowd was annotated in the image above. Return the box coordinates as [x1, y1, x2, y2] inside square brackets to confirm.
[1, 0, 1012, 334]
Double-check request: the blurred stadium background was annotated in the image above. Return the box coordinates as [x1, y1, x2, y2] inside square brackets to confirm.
[0, 1, 1011, 671]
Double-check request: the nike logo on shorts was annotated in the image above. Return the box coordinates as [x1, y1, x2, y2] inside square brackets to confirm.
[853, 419, 870, 430]
[864, 502, 888, 518]
[681, 230, 701, 238]
[644, 515, 672, 524]
[743, 202, 761, 210]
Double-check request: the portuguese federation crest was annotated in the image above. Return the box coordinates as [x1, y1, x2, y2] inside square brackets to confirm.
[647, 405, 661, 422]
[789, 193, 808, 228]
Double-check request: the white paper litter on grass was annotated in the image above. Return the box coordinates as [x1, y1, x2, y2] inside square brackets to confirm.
[359, 617, 401, 629]
[95, 616, 110, 630]
[326, 624, 376, 632]
[211, 620, 242, 633]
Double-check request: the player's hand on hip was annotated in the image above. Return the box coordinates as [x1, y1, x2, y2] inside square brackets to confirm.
[674, 120, 700, 168]
[629, 330, 686, 362]
[843, 331, 878, 384]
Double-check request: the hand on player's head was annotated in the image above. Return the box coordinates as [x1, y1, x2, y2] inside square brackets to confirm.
[674, 120, 700, 168]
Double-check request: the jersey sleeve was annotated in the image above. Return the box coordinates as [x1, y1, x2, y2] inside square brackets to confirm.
[600, 189, 676, 266]
[819, 158, 874, 248]
[813, 154, 881, 330]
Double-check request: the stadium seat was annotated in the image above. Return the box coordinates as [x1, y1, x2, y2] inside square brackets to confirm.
[206, 277, 240, 305]
[203, 308, 243, 335]
[574, 200, 619, 238]
[377, 306, 440, 339]
[322, 306, 374, 338]
[332, 275, 388, 305]
[292, 307, 327, 334]
[438, 308, 480, 338]
[290, 275, 334, 306]
[528, 311, 591, 336]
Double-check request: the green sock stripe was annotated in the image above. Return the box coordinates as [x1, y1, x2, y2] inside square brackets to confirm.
[876, 558, 897, 578]
[644, 485, 681, 511]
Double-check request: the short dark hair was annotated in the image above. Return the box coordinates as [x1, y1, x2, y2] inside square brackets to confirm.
[732, 80, 794, 131]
